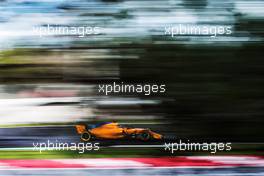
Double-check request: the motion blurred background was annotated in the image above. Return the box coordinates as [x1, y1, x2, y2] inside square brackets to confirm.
[0, 0, 263, 175]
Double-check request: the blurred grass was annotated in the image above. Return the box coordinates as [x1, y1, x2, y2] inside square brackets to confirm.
[0, 148, 161, 159]
[0, 49, 44, 64]
[0, 144, 263, 159]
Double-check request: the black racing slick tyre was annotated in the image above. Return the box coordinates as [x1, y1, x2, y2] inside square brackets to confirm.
[138, 132, 151, 141]
[81, 131, 92, 141]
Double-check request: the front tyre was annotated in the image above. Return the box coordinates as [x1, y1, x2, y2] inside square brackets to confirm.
[81, 131, 92, 141]
[138, 132, 151, 141]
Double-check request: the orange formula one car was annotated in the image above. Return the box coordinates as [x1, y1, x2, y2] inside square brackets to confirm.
[75, 122, 163, 141]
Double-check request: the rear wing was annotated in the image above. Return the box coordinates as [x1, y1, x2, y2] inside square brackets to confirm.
[75, 124, 87, 134]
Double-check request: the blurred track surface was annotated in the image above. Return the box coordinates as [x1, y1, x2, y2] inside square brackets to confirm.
[0, 126, 166, 148]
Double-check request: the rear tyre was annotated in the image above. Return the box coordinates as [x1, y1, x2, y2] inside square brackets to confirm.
[130, 133, 137, 139]
[81, 131, 92, 141]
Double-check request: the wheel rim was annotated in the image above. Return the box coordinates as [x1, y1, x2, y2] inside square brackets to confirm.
[140, 132, 150, 141]
[81, 132, 91, 141]
[131, 133, 136, 138]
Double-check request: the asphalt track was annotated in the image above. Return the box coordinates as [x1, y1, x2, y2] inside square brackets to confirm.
[1, 125, 263, 148]
[0, 125, 168, 148]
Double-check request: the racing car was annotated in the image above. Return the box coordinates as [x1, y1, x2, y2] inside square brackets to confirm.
[75, 122, 163, 141]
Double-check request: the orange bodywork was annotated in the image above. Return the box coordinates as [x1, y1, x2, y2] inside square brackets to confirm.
[75, 122, 163, 140]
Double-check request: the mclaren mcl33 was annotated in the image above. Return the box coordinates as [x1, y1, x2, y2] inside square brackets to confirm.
[75, 122, 163, 141]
